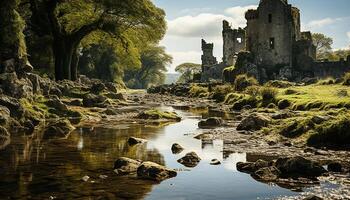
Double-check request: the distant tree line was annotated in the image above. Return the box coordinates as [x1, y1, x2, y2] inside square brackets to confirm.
[312, 33, 350, 61]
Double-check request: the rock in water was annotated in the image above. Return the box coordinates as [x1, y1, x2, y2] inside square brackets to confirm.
[128, 137, 147, 145]
[43, 119, 75, 139]
[114, 157, 142, 175]
[177, 152, 201, 167]
[82, 176, 90, 182]
[327, 162, 342, 172]
[198, 117, 224, 128]
[210, 159, 221, 165]
[137, 161, 177, 181]
[171, 143, 184, 154]
[237, 113, 271, 131]
[275, 157, 326, 178]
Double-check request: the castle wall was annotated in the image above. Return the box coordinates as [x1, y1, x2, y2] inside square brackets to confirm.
[222, 20, 245, 66]
[255, 0, 295, 67]
[312, 60, 350, 78]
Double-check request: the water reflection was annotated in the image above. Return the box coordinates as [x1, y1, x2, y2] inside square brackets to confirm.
[0, 107, 299, 200]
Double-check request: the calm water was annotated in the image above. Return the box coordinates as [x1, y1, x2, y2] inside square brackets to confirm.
[0, 106, 300, 200]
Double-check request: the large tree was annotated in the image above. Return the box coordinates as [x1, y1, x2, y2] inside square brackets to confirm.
[175, 63, 201, 83]
[312, 33, 333, 60]
[124, 45, 172, 89]
[27, 0, 166, 81]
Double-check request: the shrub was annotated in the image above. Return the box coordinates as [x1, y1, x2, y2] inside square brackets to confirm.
[189, 85, 208, 97]
[259, 87, 278, 102]
[308, 115, 350, 149]
[232, 96, 258, 110]
[244, 86, 260, 97]
[233, 74, 258, 91]
[211, 85, 234, 102]
[343, 72, 350, 86]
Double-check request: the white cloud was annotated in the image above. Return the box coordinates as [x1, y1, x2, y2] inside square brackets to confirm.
[347, 31, 350, 41]
[167, 5, 256, 39]
[305, 17, 345, 29]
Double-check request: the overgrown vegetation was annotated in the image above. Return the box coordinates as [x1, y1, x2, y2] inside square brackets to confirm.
[233, 74, 258, 91]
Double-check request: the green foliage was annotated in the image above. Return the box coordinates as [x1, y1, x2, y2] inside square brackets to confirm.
[260, 87, 278, 102]
[124, 45, 172, 89]
[210, 85, 234, 102]
[189, 85, 208, 98]
[244, 86, 260, 97]
[175, 63, 201, 83]
[234, 74, 258, 91]
[312, 33, 333, 59]
[343, 72, 350, 86]
[0, 0, 27, 62]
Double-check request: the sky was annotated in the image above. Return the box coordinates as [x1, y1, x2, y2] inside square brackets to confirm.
[152, 0, 350, 73]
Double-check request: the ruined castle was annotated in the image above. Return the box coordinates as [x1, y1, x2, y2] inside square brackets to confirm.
[200, 0, 350, 82]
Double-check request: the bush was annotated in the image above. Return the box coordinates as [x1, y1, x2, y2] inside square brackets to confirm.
[211, 85, 234, 102]
[260, 87, 278, 102]
[308, 115, 350, 149]
[233, 74, 258, 91]
[232, 96, 258, 110]
[244, 86, 260, 97]
[189, 85, 208, 97]
[342, 72, 350, 86]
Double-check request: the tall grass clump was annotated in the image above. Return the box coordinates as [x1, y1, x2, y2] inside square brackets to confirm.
[342, 72, 350, 86]
[259, 87, 278, 102]
[233, 74, 258, 91]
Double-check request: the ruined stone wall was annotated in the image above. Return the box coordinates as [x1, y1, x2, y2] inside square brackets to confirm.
[312, 59, 350, 78]
[250, 0, 298, 67]
[222, 20, 245, 66]
[201, 39, 217, 71]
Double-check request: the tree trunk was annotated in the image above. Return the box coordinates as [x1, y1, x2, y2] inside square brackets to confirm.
[52, 37, 73, 80]
[70, 47, 79, 81]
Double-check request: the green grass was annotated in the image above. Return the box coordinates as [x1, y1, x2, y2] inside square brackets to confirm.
[277, 84, 350, 110]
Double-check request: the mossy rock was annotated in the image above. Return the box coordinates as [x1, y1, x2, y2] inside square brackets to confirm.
[307, 115, 350, 149]
[137, 109, 181, 122]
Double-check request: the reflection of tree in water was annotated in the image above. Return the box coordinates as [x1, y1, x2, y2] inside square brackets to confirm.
[0, 123, 167, 199]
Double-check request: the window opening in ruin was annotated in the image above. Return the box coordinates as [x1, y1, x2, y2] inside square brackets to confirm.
[270, 38, 275, 49]
[236, 38, 242, 43]
[268, 14, 272, 23]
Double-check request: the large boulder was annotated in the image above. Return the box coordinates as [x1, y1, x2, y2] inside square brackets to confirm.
[252, 166, 280, 181]
[46, 96, 68, 112]
[0, 72, 33, 99]
[137, 161, 177, 181]
[177, 152, 201, 167]
[90, 82, 106, 94]
[43, 119, 75, 139]
[0, 126, 10, 150]
[0, 95, 24, 119]
[114, 157, 142, 175]
[198, 117, 224, 128]
[0, 106, 11, 126]
[237, 113, 271, 131]
[275, 157, 326, 178]
[137, 110, 181, 122]
[83, 94, 108, 108]
[236, 159, 270, 173]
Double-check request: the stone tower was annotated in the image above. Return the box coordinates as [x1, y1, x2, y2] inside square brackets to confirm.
[222, 20, 246, 66]
[201, 39, 217, 72]
[245, 0, 301, 68]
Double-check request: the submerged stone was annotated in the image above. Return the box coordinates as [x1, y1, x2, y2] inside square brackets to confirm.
[137, 161, 177, 181]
